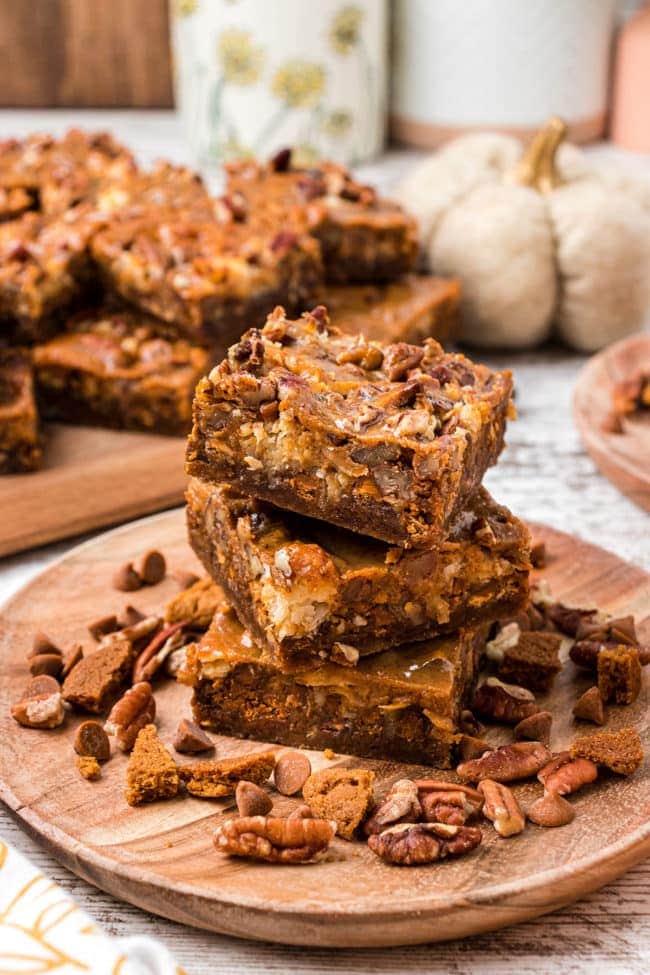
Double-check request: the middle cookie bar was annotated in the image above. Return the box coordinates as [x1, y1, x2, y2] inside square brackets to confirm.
[186, 477, 530, 669]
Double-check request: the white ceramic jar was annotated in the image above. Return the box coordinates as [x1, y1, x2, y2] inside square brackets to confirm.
[170, 0, 388, 167]
[391, 0, 617, 147]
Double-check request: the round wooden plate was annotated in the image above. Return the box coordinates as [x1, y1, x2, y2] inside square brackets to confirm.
[574, 332, 650, 512]
[1, 510, 649, 948]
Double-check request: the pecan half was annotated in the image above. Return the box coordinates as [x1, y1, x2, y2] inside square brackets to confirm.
[367, 822, 482, 866]
[132, 620, 188, 683]
[213, 815, 336, 863]
[545, 602, 599, 636]
[420, 790, 482, 826]
[104, 681, 155, 752]
[11, 691, 65, 729]
[537, 752, 598, 795]
[527, 792, 575, 828]
[382, 343, 424, 381]
[363, 779, 422, 835]
[471, 677, 538, 724]
[477, 779, 525, 837]
[457, 741, 551, 783]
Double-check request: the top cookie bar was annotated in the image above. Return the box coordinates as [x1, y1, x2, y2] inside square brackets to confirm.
[186, 306, 514, 547]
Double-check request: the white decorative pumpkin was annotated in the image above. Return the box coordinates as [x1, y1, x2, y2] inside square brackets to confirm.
[396, 119, 650, 351]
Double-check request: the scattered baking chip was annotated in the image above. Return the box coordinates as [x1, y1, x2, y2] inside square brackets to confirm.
[573, 686, 606, 725]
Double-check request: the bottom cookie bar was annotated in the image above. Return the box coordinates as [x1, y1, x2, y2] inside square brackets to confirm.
[181, 604, 488, 768]
[0, 348, 41, 473]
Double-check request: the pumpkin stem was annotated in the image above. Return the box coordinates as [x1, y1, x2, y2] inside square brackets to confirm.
[508, 117, 567, 193]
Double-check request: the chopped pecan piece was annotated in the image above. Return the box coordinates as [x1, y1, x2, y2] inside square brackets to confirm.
[364, 779, 422, 835]
[597, 645, 642, 705]
[571, 638, 650, 671]
[543, 601, 600, 637]
[132, 620, 189, 683]
[477, 779, 525, 837]
[420, 789, 482, 826]
[104, 681, 156, 752]
[368, 822, 482, 866]
[471, 677, 538, 724]
[573, 686, 606, 725]
[537, 752, 598, 795]
[514, 710, 552, 746]
[11, 690, 65, 729]
[214, 815, 336, 863]
[570, 728, 643, 777]
[457, 741, 551, 783]
[576, 614, 637, 644]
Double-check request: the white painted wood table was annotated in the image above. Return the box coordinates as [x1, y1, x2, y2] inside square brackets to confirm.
[1, 111, 649, 974]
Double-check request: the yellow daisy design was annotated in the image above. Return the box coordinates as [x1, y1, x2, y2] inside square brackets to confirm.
[217, 29, 264, 86]
[330, 5, 363, 54]
[271, 60, 326, 109]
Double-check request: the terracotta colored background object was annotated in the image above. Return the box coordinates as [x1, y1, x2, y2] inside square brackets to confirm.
[574, 333, 650, 514]
[0, 510, 648, 947]
[611, 3, 650, 153]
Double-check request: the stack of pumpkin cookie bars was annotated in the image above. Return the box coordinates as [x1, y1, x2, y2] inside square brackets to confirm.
[183, 300, 531, 767]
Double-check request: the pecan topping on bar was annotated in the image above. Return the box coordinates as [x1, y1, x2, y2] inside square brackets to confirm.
[214, 815, 336, 863]
[368, 822, 482, 866]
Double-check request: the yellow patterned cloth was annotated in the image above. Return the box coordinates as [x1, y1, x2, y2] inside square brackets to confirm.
[0, 838, 181, 974]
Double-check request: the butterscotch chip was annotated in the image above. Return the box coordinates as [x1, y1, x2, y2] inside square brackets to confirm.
[530, 539, 546, 568]
[29, 653, 63, 678]
[77, 756, 101, 781]
[88, 614, 119, 641]
[302, 767, 375, 840]
[570, 727, 643, 776]
[236, 780, 273, 817]
[597, 645, 642, 705]
[458, 735, 491, 762]
[30, 631, 62, 657]
[173, 570, 200, 591]
[62, 634, 134, 713]
[112, 562, 143, 592]
[178, 751, 276, 798]
[573, 686, 606, 725]
[23, 674, 60, 698]
[74, 720, 111, 761]
[165, 577, 224, 630]
[527, 792, 575, 828]
[126, 724, 179, 806]
[119, 604, 146, 627]
[137, 549, 166, 585]
[172, 718, 214, 754]
[61, 643, 83, 679]
[274, 752, 312, 796]
[514, 710, 552, 746]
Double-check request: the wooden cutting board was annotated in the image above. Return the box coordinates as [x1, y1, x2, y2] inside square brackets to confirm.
[574, 333, 650, 513]
[0, 510, 648, 948]
[0, 423, 187, 557]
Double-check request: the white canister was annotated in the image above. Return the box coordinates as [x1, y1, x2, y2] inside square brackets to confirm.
[391, 0, 616, 147]
[170, 0, 388, 167]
